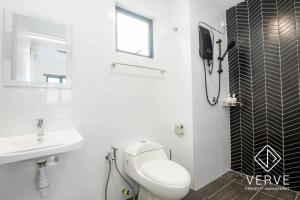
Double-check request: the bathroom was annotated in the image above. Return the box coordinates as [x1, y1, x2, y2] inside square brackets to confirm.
[0, 0, 299, 199]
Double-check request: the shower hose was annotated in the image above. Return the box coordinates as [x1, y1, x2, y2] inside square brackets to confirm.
[203, 59, 221, 106]
[208, 30, 215, 75]
[105, 148, 136, 200]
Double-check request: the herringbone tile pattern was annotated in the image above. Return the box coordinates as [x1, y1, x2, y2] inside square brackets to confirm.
[227, 0, 300, 191]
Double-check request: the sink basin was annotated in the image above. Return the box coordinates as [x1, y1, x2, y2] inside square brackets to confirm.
[0, 129, 84, 165]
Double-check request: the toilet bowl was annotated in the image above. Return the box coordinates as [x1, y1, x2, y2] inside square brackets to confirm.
[124, 140, 191, 200]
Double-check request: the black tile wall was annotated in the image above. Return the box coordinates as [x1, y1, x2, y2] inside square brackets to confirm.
[237, 1, 254, 176]
[249, 0, 269, 178]
[227, 0, 300, 191]
[262, 0, 284, 184]
[278, 0, 300, 191]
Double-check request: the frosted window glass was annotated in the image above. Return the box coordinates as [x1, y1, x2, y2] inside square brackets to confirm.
[116, 7, 153, 58]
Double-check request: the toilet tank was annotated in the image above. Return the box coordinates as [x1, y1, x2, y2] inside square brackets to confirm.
[125, 140, 163, 156]
[124, 140, 168, 178]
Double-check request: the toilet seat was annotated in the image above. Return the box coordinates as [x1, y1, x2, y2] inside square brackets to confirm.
[140, 159, 190, 188]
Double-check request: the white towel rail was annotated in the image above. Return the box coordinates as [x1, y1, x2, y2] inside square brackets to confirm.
[112, 62, 166, 73]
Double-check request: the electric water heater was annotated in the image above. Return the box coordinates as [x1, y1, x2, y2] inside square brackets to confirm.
[199, 25, 213, 61]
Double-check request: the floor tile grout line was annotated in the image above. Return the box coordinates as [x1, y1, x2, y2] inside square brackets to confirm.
[231, 180, 265, 199]
[223, 171, 267, 200]
[249, 181, 266, 200]
[208, 180, 235, 199]
[259, 191, 289, 200]
[260, 191, 283, 200]
[249, 184, 267, 200]
[250, 190, 261, 200]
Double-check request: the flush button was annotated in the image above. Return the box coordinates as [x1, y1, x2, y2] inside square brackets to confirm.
[140, 140, 146, 143]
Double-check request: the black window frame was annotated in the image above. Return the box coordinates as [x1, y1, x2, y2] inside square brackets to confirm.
[115, 6, 154, 58]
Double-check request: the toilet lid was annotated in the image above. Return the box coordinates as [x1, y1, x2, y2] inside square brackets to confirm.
[140, 159, 191, 187]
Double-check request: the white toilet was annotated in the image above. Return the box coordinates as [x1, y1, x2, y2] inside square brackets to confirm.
[124, 140, 191, 200]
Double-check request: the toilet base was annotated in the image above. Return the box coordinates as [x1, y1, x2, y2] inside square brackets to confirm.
[138, 186, 161, 200]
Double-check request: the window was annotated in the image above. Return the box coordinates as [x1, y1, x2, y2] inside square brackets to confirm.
[116, 6, 153, 58]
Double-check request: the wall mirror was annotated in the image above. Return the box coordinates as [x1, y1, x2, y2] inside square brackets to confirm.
[3, 11, 72, 88]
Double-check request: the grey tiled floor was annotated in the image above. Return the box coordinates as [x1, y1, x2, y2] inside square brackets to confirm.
[183, 171, 299, 200]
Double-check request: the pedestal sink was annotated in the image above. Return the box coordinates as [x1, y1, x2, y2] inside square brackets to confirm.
[0, 129, 84, 165]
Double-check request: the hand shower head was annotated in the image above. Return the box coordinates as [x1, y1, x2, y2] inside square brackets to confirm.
[227, 40, 236, 51]
[221, 40, 236, 60]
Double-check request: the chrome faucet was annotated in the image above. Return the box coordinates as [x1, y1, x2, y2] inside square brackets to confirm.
[37, 118, 44, 143]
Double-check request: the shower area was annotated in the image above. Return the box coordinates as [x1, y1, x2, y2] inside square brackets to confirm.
[227, 0, 300, 191]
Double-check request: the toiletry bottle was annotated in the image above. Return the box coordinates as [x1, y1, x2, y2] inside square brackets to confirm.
[232, 94, 237, 104]
[226, 94, 232, 104]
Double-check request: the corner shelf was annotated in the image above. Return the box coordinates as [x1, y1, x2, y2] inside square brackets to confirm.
[223, 102, 242, 107]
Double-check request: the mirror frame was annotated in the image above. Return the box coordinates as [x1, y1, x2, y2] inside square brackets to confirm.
[3, 9, 72, 88]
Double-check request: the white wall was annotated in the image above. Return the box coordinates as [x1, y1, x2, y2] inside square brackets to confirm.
[167, 0, 194, 185]
[0, 0, 195, 200]
[189, 0, 231, 190]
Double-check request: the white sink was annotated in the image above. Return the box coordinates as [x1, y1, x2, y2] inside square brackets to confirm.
[0, 129, 84, 165]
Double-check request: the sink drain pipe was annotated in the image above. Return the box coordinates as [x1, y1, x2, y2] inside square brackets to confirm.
[37, 161, 50, 198]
